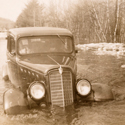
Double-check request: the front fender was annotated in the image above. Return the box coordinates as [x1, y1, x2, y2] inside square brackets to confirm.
[3, 89, 28, 115]
[92, 83, 114, 101]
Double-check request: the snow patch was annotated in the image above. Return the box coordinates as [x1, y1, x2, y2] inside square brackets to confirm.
[76, 43, 125, 57]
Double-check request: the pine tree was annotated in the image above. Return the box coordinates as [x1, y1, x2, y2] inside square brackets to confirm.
[16, 0, 41, 27]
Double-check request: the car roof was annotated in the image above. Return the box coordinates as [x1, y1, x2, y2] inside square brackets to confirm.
[9, 27, 73, 38]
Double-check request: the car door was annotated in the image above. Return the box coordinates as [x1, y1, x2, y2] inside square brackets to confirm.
[7, 35, 19, 86]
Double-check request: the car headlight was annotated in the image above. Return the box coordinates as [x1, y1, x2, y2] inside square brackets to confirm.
[76, 79, 91, 96]
[29, 82, 45, 100]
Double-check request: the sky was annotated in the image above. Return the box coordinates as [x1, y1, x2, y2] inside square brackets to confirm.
[0, 0, 76, 22]
[0, 0, 31, 22]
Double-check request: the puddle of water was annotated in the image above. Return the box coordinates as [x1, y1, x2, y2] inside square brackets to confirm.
[2, 101, 79, 125]
[49, 105, 78, 124]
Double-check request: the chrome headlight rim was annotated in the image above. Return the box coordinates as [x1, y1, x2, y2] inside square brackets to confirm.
[76, 79, 91, 96]
[29, 81, 45, 100]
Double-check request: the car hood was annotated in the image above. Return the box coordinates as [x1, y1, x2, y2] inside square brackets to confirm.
[17, 55, 75, 74]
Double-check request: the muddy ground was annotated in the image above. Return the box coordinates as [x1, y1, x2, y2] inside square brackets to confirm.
[1, 39, 125, 125]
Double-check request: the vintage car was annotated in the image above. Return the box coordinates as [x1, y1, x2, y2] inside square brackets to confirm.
[2, 27, 113, 114]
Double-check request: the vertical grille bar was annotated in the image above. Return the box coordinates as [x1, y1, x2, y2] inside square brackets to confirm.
[49, 70, 73, 107]
[63, 72, 73, 106]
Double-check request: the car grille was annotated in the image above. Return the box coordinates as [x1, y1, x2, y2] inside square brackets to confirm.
[49, 70, 73, 107]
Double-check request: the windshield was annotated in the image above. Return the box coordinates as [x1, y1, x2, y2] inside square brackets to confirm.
[18, 36, 73, 55]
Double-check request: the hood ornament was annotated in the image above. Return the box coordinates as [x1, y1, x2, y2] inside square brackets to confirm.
[59, 66, 63, 75]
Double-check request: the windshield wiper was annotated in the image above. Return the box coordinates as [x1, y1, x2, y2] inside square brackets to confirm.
[57, 34, 65, 45]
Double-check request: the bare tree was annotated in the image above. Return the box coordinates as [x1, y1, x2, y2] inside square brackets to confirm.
[16, 0, 125, 44]
[114, 0, 120, 42]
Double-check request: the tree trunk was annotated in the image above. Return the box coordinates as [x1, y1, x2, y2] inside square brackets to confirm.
[91, 0, 107, 42]
[106, 0, 112, 42]
[114, 0, 120, 43]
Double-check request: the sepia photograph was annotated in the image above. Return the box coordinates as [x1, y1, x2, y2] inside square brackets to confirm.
[0, 0, 125, 124]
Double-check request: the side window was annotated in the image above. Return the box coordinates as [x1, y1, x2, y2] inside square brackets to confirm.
[10, 37, 15, 53]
